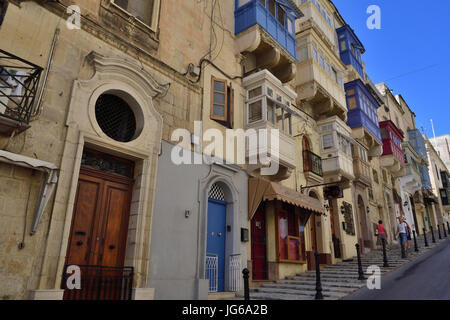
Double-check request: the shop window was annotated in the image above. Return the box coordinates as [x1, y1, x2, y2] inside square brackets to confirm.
[277, 209, 306, 263]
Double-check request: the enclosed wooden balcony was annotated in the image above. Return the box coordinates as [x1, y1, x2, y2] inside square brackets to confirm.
[243, 70, 298, 181]
[401, 142, 422, 194]
[317, 116, 354, 188]
[235, 0, 303, 83]
[379, 120, 405, 177]
[352, 145, 371, 187]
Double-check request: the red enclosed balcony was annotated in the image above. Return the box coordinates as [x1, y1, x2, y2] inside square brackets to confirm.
[379, 120, 405, 177]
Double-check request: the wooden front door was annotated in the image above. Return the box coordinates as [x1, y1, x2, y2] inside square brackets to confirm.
[65, 168, 133, 267]
[64, 150, 134, 299]
[251, 207, 267, 280]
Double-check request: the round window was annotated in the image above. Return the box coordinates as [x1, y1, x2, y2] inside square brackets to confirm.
[95, 94, 137, 142]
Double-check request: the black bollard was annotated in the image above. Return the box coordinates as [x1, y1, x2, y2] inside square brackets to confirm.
[355, 244, 366, 280]
[447, 221, 450, 235]
[423, 228, 429, 247]
[382, 238, 389, 267]
[431, 226, 436, 243]
[443, 224, 447, 238]
[242, 268, 250, 301]
[413, 230, 419, 252]
[438, 225, 442, 240]
[314, 252, 323, 300]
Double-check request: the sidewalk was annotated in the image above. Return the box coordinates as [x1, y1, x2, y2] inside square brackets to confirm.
[234, 231, 450, 300]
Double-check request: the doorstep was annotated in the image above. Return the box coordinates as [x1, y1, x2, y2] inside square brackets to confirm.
[208, 292, 238, 300]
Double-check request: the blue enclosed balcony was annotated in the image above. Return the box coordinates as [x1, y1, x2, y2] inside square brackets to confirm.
[344, 79, 382, 157]
[408, 129, 428, 162]
[336, 25, 365, 79]
[235, 0, 303, 83]
[419, 163, 432, 191]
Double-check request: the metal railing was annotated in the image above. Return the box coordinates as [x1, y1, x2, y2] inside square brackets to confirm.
[61, 265, 133, 300]
[205, 254, 218, 293]
[0, 49, 42, 124]
[229, 254, 242, 292]
[303, 150, 323, 177]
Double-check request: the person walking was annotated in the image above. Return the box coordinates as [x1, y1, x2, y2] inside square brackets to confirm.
[376, 220, 388, 250]
[404, 219, 412, 251]
[396, 217, 408, 252]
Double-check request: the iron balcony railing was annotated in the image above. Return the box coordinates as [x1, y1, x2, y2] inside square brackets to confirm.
[0, 49, 43, 125]
[303, 150, 323, 177]
[61, 265, 134, 300]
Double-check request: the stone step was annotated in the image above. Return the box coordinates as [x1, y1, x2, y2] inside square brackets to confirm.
[262, 283, 357, 293]
[252, 287, 347, 299]
[236, 292, 313, 300]
[283, 278, 366, 288]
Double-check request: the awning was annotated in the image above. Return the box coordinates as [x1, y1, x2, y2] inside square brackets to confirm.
[0, 150, 57, 171]
[0, 150, 58, 235]
[248, 177, 325, 220]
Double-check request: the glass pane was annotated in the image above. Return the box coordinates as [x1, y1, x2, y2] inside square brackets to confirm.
[249, 100, 262, 123]
[279, 216, 288, 260]
[213, 104, 225, 117]
[213, 80, 225, 92]
[289, 238, 300, 261]
[214, 92, 225, 105]
[267, 100, 275, 125]
[248, 86, 262, 99]
[323, 134, 334, 149]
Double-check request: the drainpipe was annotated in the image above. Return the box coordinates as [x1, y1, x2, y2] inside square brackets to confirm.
[30, 169, 59, 235]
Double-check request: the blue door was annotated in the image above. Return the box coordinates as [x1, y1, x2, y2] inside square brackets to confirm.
[207, 198, 227, 292]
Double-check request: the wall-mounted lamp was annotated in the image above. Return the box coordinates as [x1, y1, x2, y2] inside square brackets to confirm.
[366, 206, 370, 214]
[185, 210, 191, 218]
[340, 205, 345, 215]
[403, 201, 409, 207]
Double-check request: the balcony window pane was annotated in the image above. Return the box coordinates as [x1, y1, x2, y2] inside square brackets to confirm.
[248, 86, 262, 99]
[249, 100, 263, 123]
[277, 5, 285, 26]
[298, 47, 309, 62]
[268, 0, 276, 16]
[287, 18, 293, 34]
[323, 134, 334, 149]
[348, 97, 357, 110]
[340, 40, 347, 51]
[267, 100, 276, 125]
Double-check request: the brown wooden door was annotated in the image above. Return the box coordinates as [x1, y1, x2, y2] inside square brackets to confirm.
[310, 214, 317, 252]
[251, 208, 267, 280]
[65, 168, 133, 268]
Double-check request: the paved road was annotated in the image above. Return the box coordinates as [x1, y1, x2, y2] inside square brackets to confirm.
[345, 238, 450, 300]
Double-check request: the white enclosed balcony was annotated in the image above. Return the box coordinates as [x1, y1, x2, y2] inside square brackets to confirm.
[243, 70, 298, 181]
[317, 115, 355, 188]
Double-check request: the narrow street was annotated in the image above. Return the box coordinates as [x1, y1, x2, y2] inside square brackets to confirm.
[346, 237, 450, 300]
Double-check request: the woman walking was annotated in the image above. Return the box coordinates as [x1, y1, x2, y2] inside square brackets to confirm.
[376, 220, 387, 250]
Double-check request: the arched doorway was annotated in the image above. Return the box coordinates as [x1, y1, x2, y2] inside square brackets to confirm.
[357, 195, 369, 249]
[207, 183, 227, 292]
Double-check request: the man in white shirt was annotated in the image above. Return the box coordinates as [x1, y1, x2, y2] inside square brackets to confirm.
[396, 217, 408, 251]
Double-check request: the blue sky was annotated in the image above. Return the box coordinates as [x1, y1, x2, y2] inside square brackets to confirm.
[332, 0, 450, 137]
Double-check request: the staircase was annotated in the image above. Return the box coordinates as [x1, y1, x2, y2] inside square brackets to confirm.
[234, 233, 448, 300]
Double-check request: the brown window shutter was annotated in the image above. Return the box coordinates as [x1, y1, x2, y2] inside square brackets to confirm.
[211, 77, 228, 122]
[229, 84, 234, 129]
